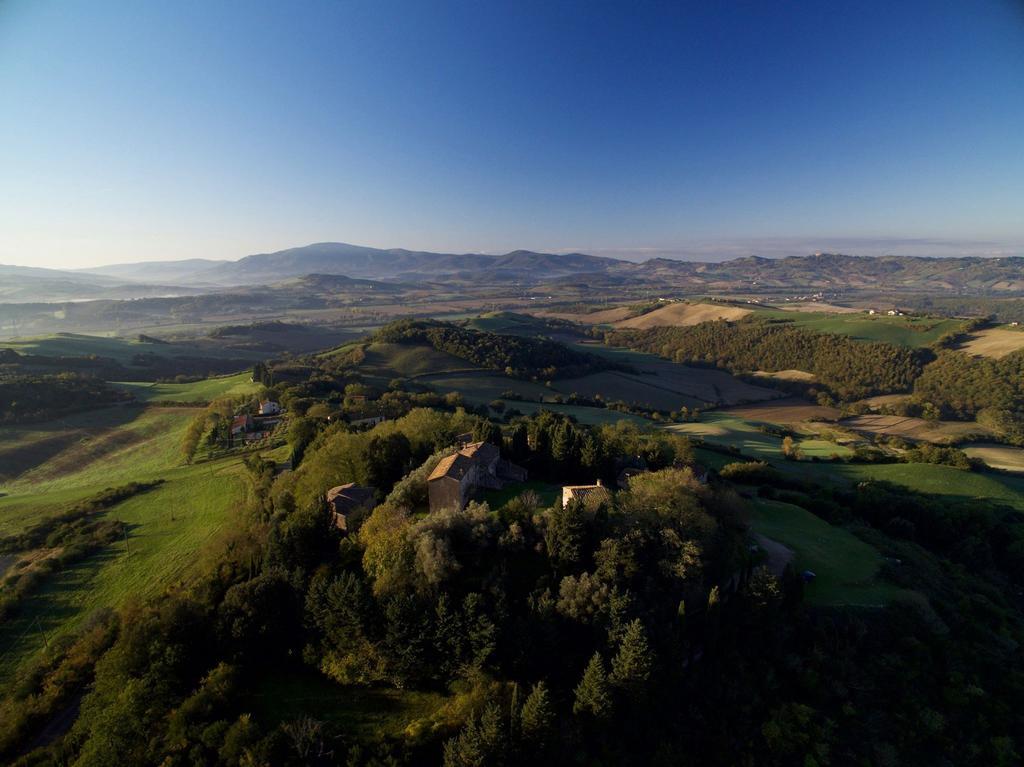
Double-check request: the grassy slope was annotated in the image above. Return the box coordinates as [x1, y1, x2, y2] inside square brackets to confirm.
[462, 312, 559, 336]
[0, 333, 158, 363]
[0, 332, 269, 365]
[681, 410, 1024, 512]
[665, 413, 856, 460]
[114, 371, 258, 403]
[0, 407, 200, 531]
[567, 342, 780, 405]
[552, 370, 705, 410]
[788, 461, 1024, 513]
[748, 499, 913, 607]
[666, 414, 785, 459]
[0, 458, 248, 683]
[0, 395, 253, 682]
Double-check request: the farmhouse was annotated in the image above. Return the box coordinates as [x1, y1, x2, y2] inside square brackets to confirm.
[325, 483, 377, 532]
[427, 441, 527, 512]
[562, 480, 610, 508]
[350, 414, 386, 429]
[259, 400, 281, 415]
[617, 466, 647, 489]
[231, 414, 253, 435]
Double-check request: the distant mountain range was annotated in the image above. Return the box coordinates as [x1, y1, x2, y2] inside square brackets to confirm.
[77, 258, 227, 284]
[0, 264, 206, 303]
[5, 243, 1024, 303]
[188, 243, 620, 285]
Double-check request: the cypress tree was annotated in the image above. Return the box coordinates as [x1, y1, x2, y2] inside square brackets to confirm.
[573, 652, 612, 720]
[510, 422, 529, 461]
[609, 619, 654, 699]
[520, 680, 555, 747]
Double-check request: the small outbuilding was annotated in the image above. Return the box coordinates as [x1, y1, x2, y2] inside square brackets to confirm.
[325, 483, 377, 532]
[562, 480, 610, 508]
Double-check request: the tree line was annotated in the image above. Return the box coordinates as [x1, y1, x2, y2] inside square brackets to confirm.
[4, 406, 1024, 765]
[376, 319, 619, 380]
[604, 319, 924, 401]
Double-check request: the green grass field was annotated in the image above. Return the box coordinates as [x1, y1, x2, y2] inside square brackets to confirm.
[796, 438, 854, 459]
[416, 372, 553, 404]
[251, 667, 450, 740]
[462, 311, 561, 337]
[0, 457, 249, 683]
[115, 371, 258, 403]
[681, 406, 1024, 511]
[669, 411, 1024, 513]
[0, 332, 270, 365]
[758, 311, 962, 348]
[481, 480, 561, 509]
[0, 384, 257, 683]
[788, 461, 1024, 513]
[668, 413, 853, 462]
[552, 370, 705, 410]
[0, 407, 199, 519]
[666, 414, 784, 458]
[748, 499, 913, 607]
[360, 342, 473, 379]
[0, 333, 163, 363]
[496, 399, 651, 426]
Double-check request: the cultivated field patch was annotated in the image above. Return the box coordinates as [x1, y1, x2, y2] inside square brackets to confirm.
[552, 371, 705, 410]
[568, 342, 781, 406]
[775, 302, 861, 314]
[611, 302, 752, 329]
[759, 311, 963, 348]
[958, 327, 1024, 359]
[665, 414, 784, 459]
[962, 443, 1024, 473]
[415, 372, 552, 403]
[722, 397, 842, 424]
[536, 306, 636, 325]
[840, 414, 992, 443]
[858, 393, 911, 410]
[751, 369, 817, 383]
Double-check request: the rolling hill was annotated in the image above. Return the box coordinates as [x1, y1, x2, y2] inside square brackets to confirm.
[36, 244, 1024, 294]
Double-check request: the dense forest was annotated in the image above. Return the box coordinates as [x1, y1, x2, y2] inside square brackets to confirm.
[4, 407, 1024, 766]
[0, 374, 132, 424]
[604, 319, 924, 401]
[0, 347, 254, 385]
[912, 348, 1024, 426]
[376, 320, 616, 379]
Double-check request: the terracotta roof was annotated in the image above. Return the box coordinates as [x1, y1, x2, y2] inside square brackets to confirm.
[563, 484, 609, 501]
[428, 453, 476, 482]
[459, 441, 500, 464]
[326, 483, 376, 512]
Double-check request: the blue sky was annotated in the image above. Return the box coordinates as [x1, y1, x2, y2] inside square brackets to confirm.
[1, 0, 1022, 268]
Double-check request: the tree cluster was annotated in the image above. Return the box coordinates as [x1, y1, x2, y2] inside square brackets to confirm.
[376, 319, 617, 379]
[605, 319, 924, 401]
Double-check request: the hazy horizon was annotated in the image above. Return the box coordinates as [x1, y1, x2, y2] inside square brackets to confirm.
[1, 1, 1022, 270]
[6, 234, 1024, 273]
